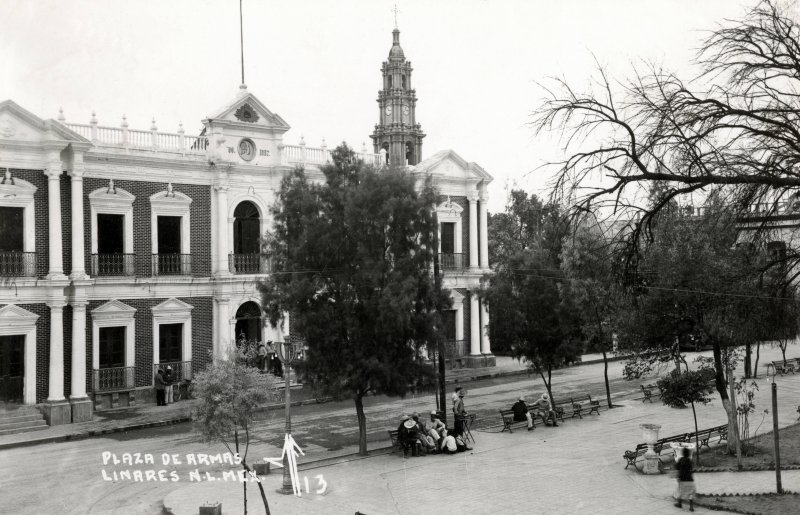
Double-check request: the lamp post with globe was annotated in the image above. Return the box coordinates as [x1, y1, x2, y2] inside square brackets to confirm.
[276, 340, 301, 495]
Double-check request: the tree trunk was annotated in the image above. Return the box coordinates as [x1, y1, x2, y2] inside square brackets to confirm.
[235, 430, 247, 515]
[691, 400, 700, 466]
[602, 350, 612, 408]
[537, 365, 554, 404]
[753, 341, 761, 379]
[712, 342, 738, 455]
[355, 393, 368, 456]
[241, 459, 271, 515]
[781, 341, 787, 364]
[744, 343, 752, 378]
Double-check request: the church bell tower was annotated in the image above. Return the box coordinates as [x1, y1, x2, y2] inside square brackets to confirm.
[370, 26, 425, 166]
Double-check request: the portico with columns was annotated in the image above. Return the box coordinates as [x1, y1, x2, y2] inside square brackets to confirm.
[413, 149, 495, 369]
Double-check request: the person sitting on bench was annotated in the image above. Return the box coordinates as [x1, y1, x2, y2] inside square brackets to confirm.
[398, 415, 421, 456]
[429, 411, 448, 440]
[512, 396, 534, 431]
[533, 393, 559, 427]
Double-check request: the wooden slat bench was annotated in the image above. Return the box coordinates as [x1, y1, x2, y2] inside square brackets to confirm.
[640, 384, 660, 403]
[766, 360, 797, 376]
[623, 443, 648, 469]
[388, 430, 402, 453]
[570, 393, 602, 419]
[499, 408, 535, 433]
[690, 424, 727, 451]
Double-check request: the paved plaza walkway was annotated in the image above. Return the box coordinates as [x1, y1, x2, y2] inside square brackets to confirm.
[2, 346, 799, 513]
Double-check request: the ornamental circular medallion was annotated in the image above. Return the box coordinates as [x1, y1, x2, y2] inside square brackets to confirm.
[238, 138, 256, 161]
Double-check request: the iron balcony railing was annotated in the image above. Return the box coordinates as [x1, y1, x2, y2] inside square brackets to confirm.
[439, 253, 466, 270]
[93, 366, 135, 393]
[91, 253, 135, 276]
[229, 253, 272, 274]
[0, 251, 36, 277]
[152, 254, 192, 276]
[153, 360, 192, 382]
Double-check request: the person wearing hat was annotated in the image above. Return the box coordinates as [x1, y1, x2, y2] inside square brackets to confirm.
[163, 366, 175, 404]
[154, 368, 166, 406]
[511, 396, 534, 431]
[398, 415, 422, 457]
[411, 412, 438, 452]
[452, 387, 468, 436]
[533, 393, 558, 427]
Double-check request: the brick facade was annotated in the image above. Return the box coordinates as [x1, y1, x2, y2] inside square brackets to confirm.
[82, 178, 212, 277]
[86, 296, 213, 389]
[8, 168, 49, 278]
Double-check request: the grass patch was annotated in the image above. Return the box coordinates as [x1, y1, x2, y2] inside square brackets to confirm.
[692, 423, 800, 469]
[695, 493, 800, 514]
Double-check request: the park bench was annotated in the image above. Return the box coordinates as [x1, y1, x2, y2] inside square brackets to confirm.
[570, 393, 603, 419]
[499, 408, 535, 433]
[388, 430, 402, 453]
[766, 360, 796, 376]
[623, 443, 648, 469]
[640, 383, 661, 403]
[796, 404, 800, 421]
[689, 424, 728, 451]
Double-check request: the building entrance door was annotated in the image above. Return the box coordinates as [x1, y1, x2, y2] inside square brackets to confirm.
[0, 335, 24, 404]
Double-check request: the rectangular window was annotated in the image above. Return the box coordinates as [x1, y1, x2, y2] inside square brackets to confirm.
[98, 326, 125, 369]
[157, 216, 182, 254]
[440, 222, 455, 254]
[159, 323, 183, 363]
[97, 214, 124, 254]
[0, 206, 24, 252]
[443, 310, 457, 341]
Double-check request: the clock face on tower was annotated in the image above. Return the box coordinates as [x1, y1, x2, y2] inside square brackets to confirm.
[385, 106, 392, 116]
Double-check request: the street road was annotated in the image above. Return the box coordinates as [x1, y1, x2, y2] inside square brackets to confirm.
[0, 348, 780, 514]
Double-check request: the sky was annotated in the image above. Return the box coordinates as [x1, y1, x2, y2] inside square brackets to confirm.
[0, 0, 753, 213]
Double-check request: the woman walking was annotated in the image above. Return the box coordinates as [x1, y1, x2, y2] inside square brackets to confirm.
[674, 447, 695, 511]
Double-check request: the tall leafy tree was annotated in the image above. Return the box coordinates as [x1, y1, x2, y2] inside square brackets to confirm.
[657, 368, 716, 465]
[561, 220, 620, 408]
[260, 144, 449, 456]
[483, 191, 581, 402]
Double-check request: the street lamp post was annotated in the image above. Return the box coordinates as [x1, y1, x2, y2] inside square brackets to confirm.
[276, 340, 301, 495]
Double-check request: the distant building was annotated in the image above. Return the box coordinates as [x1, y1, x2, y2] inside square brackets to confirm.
[0, 26, 493, 426]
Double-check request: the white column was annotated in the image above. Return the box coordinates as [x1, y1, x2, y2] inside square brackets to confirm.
[47, 304, 65, 401]
[70, 303, 87, 398]
[480, 299, 492, 355]
[69, 158, 87, 279]
[479, 194, 489, 269]
[45, 165, 66, 278]
[216, 297, 231, 360]
[468, 196, 479, 268]
[215, 184, 230, 275]
[469, 292, 481, 356]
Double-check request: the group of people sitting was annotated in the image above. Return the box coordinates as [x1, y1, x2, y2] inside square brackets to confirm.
[396, 411, 471, 456]
[511, 393, 559, 430]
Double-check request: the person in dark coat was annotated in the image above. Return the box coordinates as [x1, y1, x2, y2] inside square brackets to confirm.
[674, 447, 695, 511]
[154, 369, 166, 406]
[164, 366, 175, 404]
[511, 396, 534, 431]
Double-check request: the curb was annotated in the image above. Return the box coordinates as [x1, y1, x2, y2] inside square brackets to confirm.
[0, 354, 634, 451]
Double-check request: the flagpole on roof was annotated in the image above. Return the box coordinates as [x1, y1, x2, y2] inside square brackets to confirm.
[240, 0, 245, 86]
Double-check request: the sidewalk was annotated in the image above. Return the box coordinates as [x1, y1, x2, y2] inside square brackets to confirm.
[157, 371, 800, 515]
[0, 353, 558, 451]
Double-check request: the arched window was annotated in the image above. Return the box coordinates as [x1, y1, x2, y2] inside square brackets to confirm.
[405, 142, 415, 166]
[235, 301, 262, 344]
[233, 201, 260, 254]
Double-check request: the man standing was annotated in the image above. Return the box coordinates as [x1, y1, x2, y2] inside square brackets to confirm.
[511, 396, 534, 431]
[164, 366, 175, 404]
[154, 369, 166, 406]
[452, 387, 468, 437]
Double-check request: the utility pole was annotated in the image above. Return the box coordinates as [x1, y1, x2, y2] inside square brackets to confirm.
[771, 381, 783, 493]
[433, 224, 447, 425]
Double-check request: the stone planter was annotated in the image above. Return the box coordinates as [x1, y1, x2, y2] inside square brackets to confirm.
[639, 423, 662, 474]
[199, 503, 221, 515]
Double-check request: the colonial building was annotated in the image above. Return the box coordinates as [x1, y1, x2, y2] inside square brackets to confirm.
[0, 27, 493, 427]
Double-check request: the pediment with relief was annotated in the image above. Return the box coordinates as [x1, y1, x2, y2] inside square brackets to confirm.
[412, 150, 493, 182]
[205, 90, 290, 133]
[0, 100, 91, 144]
